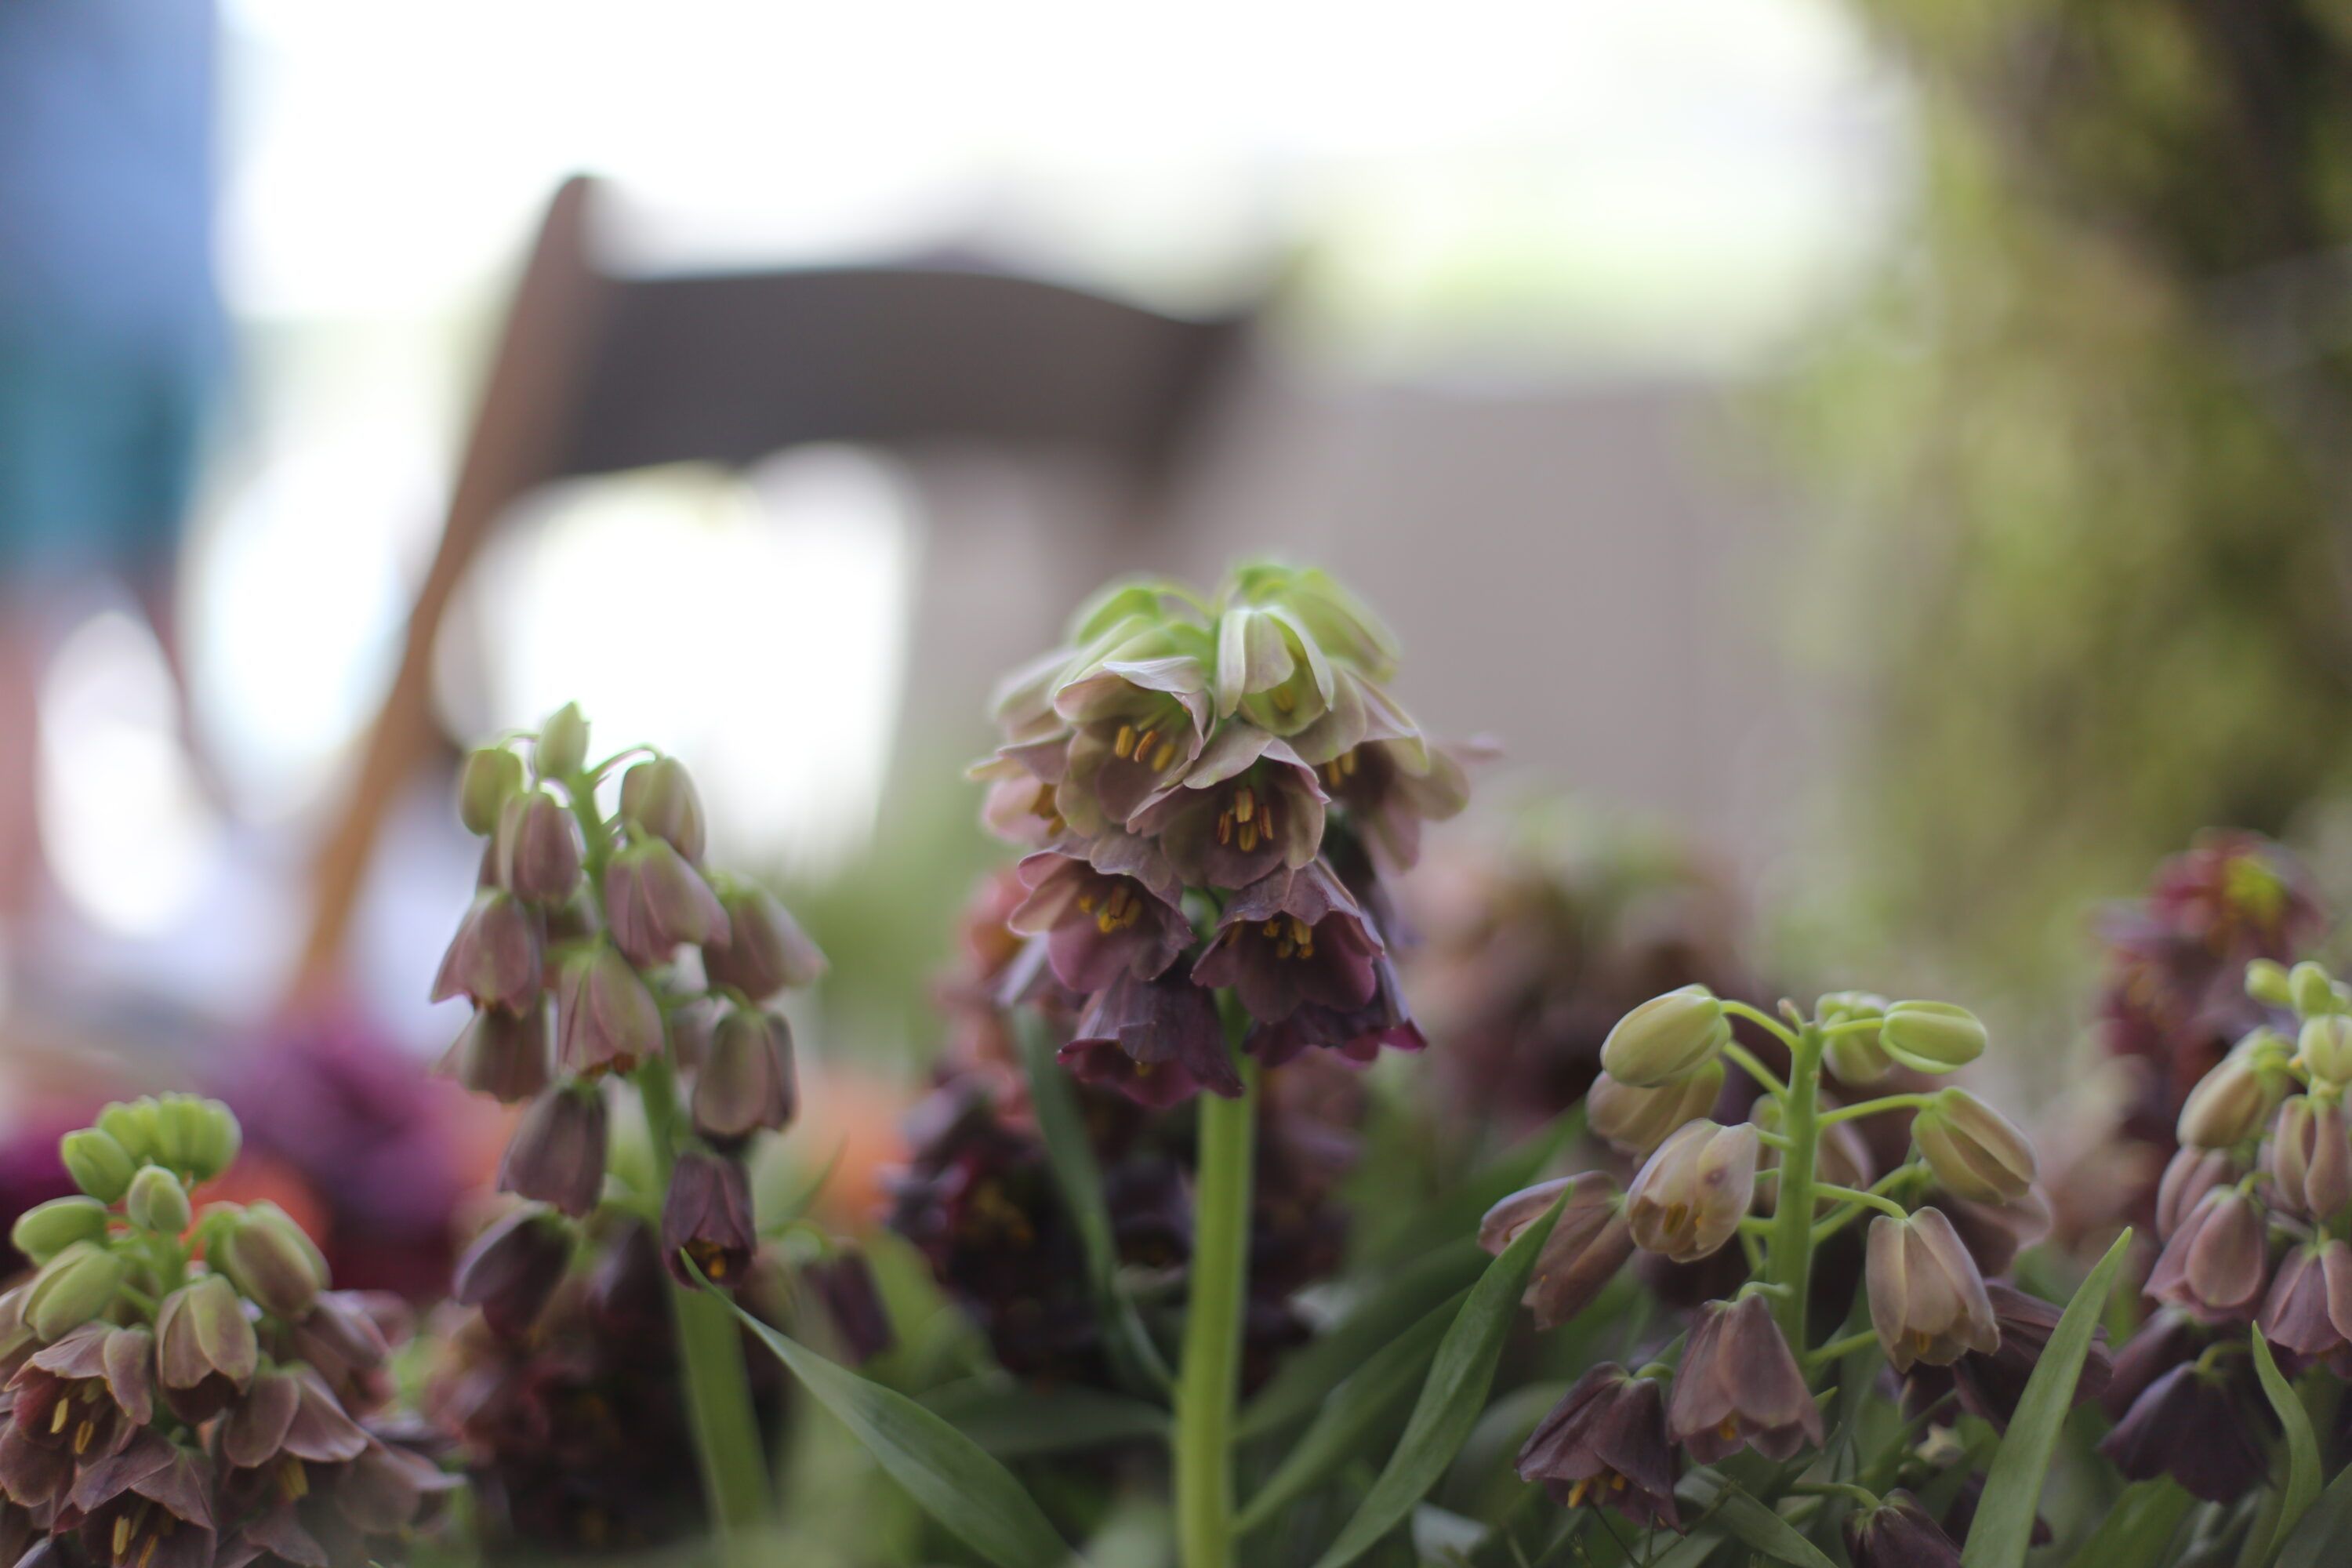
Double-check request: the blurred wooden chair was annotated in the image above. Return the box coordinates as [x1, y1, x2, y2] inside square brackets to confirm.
[293, 174, 1253, 993]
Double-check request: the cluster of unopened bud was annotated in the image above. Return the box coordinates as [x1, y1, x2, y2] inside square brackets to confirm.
[434, 705, 829, 1335]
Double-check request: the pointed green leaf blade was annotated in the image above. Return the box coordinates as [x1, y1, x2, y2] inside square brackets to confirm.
[1238, 1238, 1487, 1439]
[1959, 1228, 2132, 1568]
[2274, 1446, 2352, 1568]
[2250, 1328, 2321, 1563]
[724, 1301, 1077, 1568]
[1305, 1191, 1568, 1568]
[924, 1381, 1169, 1460]
[2062, 1477, 2194, 1568]
[1675, 1468, 1838, 1568]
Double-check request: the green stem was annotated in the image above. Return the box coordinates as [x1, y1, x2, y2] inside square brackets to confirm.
[1176, 1018, 1259, 1568]
[1763, 1021, 1824, 1349]
[1817, 1094, 1931, 1128]
[1721, 1042, 1788, 1100]
[637, 1057, 774, 1544]
[1720, 1000, 1800, 1049]
[1806, 1330, 1882, 1367]
[1813, 1184, 1908, 1221]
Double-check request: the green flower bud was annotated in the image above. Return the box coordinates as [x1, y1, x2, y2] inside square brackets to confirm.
[150, 1093, 238, 1180]
[459, 746, 525, 836]
[535, 702, 590, 780]
[11, 1196, 110, 1263]
[24, 1242, 125, 1340]
[1878, 1001, 1987, 1075]
[1599, 985, 1731, 1088]
[60, 1127, 138, 1203]
[2291, 960, 2342, 1018]
[96, 1098, 160, 1164]
[1820, 992, 1893, 1085]
[127, 1165, 193, 1236]
[620, 756, 706, 862]
[2302, 1014, 2352, 1083]
[1911, 1087, 2037, 1203]
[214, 1203, 328, 1319]
[2246, 959, 2294, 1008]
[2177, 1052, 2284, 1149]
[1588, 1062, 1723, 1156]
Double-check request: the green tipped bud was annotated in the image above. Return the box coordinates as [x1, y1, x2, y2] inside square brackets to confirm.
[1819, 992, 1893, 1085]
[214, 1203, 328, 1319]
[1878, 1001, 1986, 1075]
[2246, 959, 2294, 1009]
[1599, 985, 1731, 1088]
[2291, 960, 2341, 1018]
[60, 1127, 139, 1203]
[620, 757, 706, 862]
[2178, 1052, 2284, 1149]
[535, 702, 590, 780]
[11, 1196, 109, 1263]
[24, 1241, 125, 1340]
[96, 1098, 160, 1164]
[1588, 1062, 1723, 1156]
[459, 746, 526, 836]
[2303, 1014, 2352, 1083]
[1912, 1087, 2037, 1203]
[127, 1165, 193, 1236]
[149, 1094, 238, 1181]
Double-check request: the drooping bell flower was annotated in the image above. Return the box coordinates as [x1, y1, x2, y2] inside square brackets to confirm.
[702, 880, 828, 1000]
[495, 789, 583, 906]
[2148, 1186, 2271, 1321]
[154, 1276, 258, 1423]
[602, 837, 728, 968]
[1515, 1364, 1680, 1530]
[2098, 1360, 2271, 1504]
[430, 891, 545, 1014]
[619, 756, 707, 862]
[2258, 1239, 2352, 1358]
[4, 1323, 151, 1465]
[69, 1430, 216, 1568]
[212, 1204, 328, 1323]
[1590, 1064, 1724, 1157]
[498, 1083, 608, 1219]
[660, 1150, 756, 1288]
[1242, 951, 1425, 1067]
[2269, 1095, 2352, 1220]
[1666, 1294, 1823, 1463]
[1060, 967, 1240, 1107]
[1600, 985, 1730, 1088]
[1190, 862, 1381, 1025]
[1624, 1120, 1757, 1264]
[1213, 603, 1337, 740]
[691, 1007, 797, 1142]
[1866, 1207, 2001, 1371]
[1943, 1283, 2111, 1430]
[1007, 850, 1193, 993]
[2157, 1146, 2234, 1241]
[218, 1363, 370, 1473]
[1910, 1089, 2036, 1205]
[554, 942, 665, 1078]
[1129, 730, 1327, 891]
[452, 1205, 573, 1340]
[1479, 1173, 1636, 1330]
[2100, 1306, 2209, 1422]
[434, 1005, 551, 1103]
[1844, 1491, 1960, 1568]
[1050, 654, 1214, 837]
[1315, 737, 1469, 874]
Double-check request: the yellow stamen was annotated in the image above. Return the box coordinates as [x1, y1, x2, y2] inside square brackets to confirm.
[1238, 821, 1258, 853]
[1152, 741, 1176, 771]
[281, 1457, 308, 1501]
[1273, 686, 1296, 713]
[1719, 1417, 1739, 1441]
[51, 1400, 70, 1436]
[1289, 916, 1311, 946]
[140, 1537, 159, 1568]
[1235, 787, 1254, 824]
[1567, 1478, 1592, 1508]
[1218, 812, 1233, 845]
[1341, 750, 1359, 776]
[1134, 729, 1156, 760]
[113, 1518, 131, 1558]
[1114, 725, 1136, 759]
[1664, 1202, 1689, 1235]
[1913, 1330, 1933, 1356]
[1077, 894, 1096, 913]
[1610, 1474, 1627, 1491]
[74, 1420, 96, 1455]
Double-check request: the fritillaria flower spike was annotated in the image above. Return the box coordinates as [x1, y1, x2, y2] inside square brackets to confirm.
[1667, 1294, 1823, 1462]
[1515, 1365, 1680, 1530]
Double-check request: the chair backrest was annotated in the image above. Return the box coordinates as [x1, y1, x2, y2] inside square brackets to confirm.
[292, 174, 1252, 994]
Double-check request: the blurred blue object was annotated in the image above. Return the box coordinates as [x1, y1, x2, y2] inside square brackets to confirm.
[0, 0, 221, 580]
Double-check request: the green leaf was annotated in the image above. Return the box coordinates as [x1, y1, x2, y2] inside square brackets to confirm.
[1674, 1468, 1838, 1568]
[1305, 1191, 1566, 1568]
[721, 1298, 1076, 1568]
[1238, 1237, 1489, 1439]
[924, 1381, 1169, 1460]
[2064, 1478, 2196, 1568]
[1235, 1290, 1467, 1534]
[1014, 1011, 1171, 1394]
[1960, 1228, 2133, 1568]
[1361, 1112, 1581, 1270]
[2249, 1329, 2321, 1563]
[2273, 1450, 2352, 1568]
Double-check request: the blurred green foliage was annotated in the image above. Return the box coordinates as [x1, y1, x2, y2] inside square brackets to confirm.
[1780, 0, 2352, 998]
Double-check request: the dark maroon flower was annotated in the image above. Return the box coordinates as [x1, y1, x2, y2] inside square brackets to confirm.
[660, 1151, 755, 1288]
[1191, 862, 1381, 1024]
[5, 1322, 152, 1466]
[2100, 1306, 2209, 1421]
[498, 1084, 608, 1219]
[1515, 1364, 1679, 1530]
[71, 1430, 216, 1568]
[1317, 738, 1470, 873]
[436, 1006, 551, 1104]
[1007, 851, 1192, 993]
[271, 1292, 397, 1419]
[554, 942, 664, 1079]
[2147, 1187, 2270, 1321]
[2157, 1146, 2234, 1241]
[1667, 1295, 1822, 1463]
[1939, 1283, 2111, 1431]
[602, 838, 728, 968]
[804, 1251, 895, 1366]
[702, 881, 827, 1001]
[1059, 969, 1241, 1108]
[453, 1206, 573, 1340]
[691, 1007, 797, 1143]
[1128, 731, 1327, 890]
[430, 891, 544, 1014]
[1846, 1490, 1960, 1568]
[496, 789, 583, 906]
[2258, 1239, 2352, 1358]
[1479, 1174, 1635, 1330]
[220, 1364, 370, 1472]
[2098, 1360, 2271, 1503]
